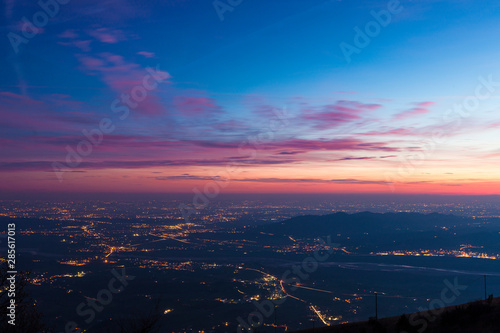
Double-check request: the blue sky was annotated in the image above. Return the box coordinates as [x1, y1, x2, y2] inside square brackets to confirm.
[2, 0, 500, 194]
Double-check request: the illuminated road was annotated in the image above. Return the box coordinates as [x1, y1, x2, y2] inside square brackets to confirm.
[242, 267, 331, 326]
[290, 284, 333, 294]
[242, 268, 329, 323]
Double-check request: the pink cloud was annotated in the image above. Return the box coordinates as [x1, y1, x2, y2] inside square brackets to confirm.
[76, 53, 171, 116]
[0, 108, 76, 134]
[50, 94, 72, 99]
[0, 157, 298, 173]
[189, 138, 398, 153]
[270, 138, 398, 152]
[395, 101, 435, 120]
[302, 100, 382, 129]
[486, 122, 500, 129]
[74, 40, 92, 52]
[212, 120, 247, 131]
[361, 128, 417, 136]
[0, 94, 101, 135]
[174, 96, 223, 116]
[78, 55, 106, 70]
[137, 51, 155, 58]
[135, 96, 167, 116]
[0, 91, 29, 100]
[416, 101, 435, 108]
[87, 27, 126, 43]
[59, 30, 78, 39]
[58, 29, 93, 51]
[79, 53, 169, 90]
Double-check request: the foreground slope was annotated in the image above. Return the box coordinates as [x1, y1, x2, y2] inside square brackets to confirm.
[295, 297, 500, 333]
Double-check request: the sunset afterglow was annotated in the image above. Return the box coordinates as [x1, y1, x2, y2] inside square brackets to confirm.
[2, 0, 500, 195]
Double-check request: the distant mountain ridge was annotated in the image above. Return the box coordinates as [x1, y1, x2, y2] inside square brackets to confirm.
[256, 212, 468, 237]
[251, 212, 500, 253]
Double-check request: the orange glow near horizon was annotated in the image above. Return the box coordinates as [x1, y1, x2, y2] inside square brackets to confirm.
[2, 168, 500, 195]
